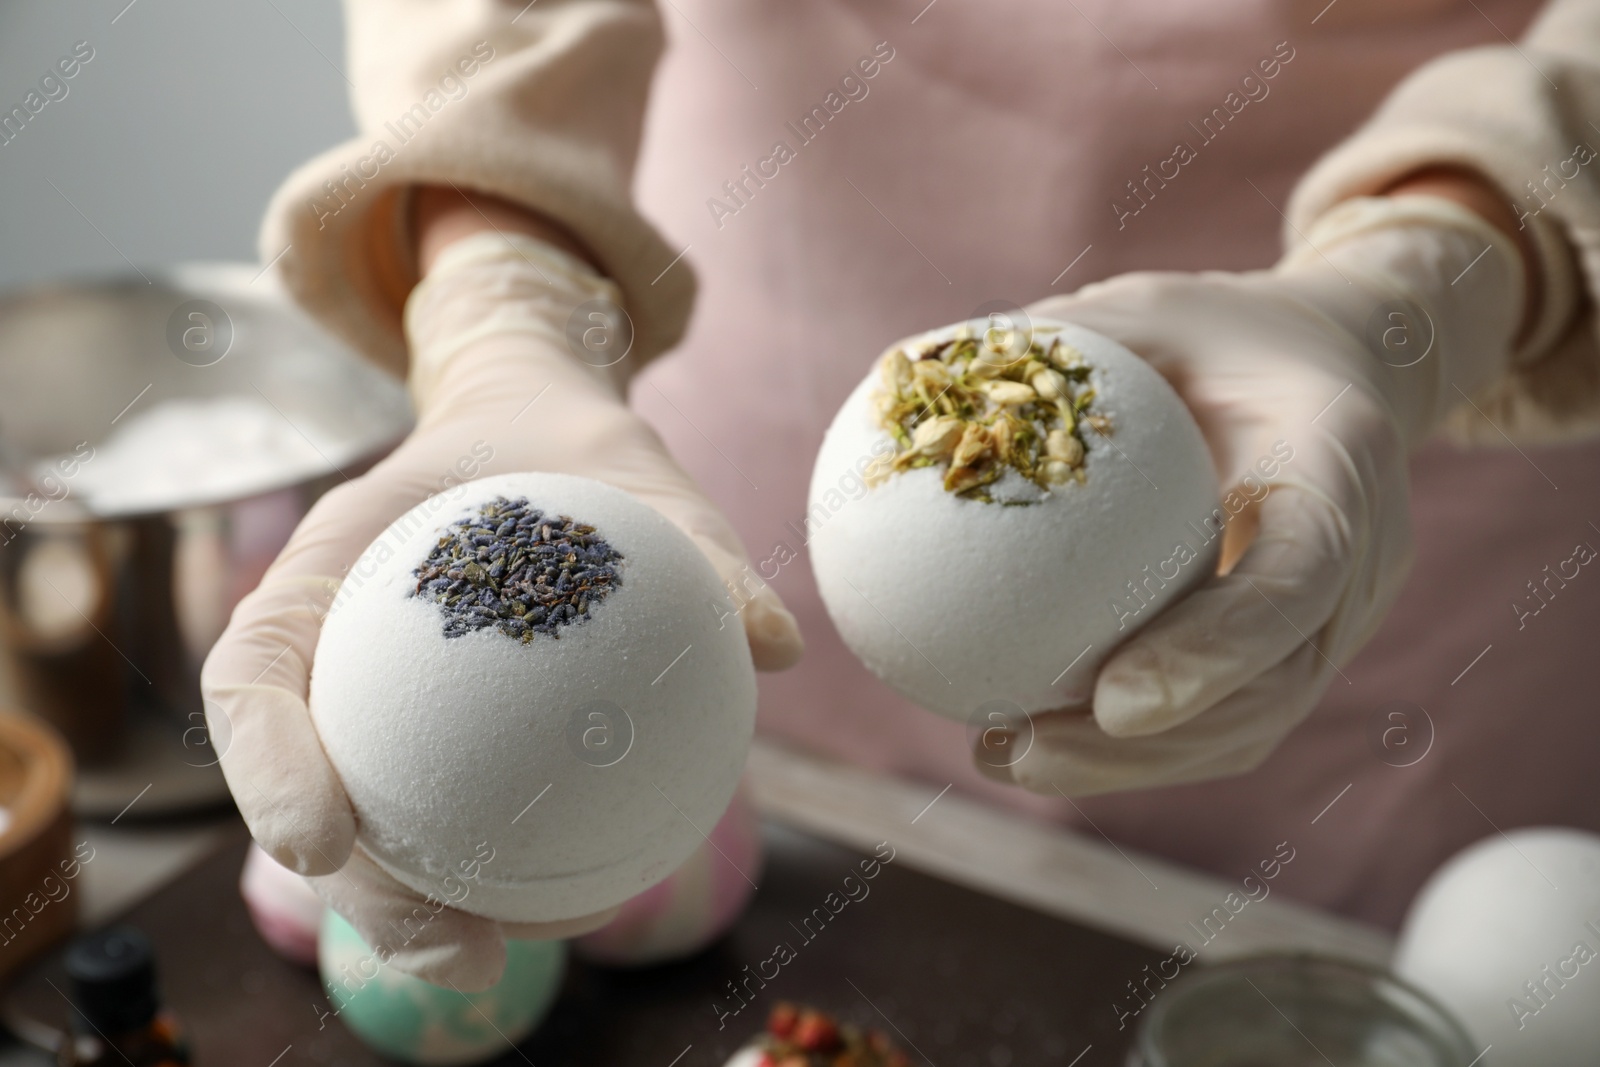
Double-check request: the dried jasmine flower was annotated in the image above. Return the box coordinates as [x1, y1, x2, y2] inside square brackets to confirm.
[411, 495, 623, 643]
[869, 326, 1111, 502]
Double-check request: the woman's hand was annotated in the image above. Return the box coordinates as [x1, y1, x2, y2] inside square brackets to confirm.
[997, 191, 1527, 797]
[202, 209, 801, 989]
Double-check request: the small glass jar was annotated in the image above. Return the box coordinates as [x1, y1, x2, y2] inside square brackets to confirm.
[1130, 954, 1478, 1067]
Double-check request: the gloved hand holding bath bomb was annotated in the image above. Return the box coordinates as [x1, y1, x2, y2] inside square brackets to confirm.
[202, 228, 801, 990]
[812, 194, 1525, 799]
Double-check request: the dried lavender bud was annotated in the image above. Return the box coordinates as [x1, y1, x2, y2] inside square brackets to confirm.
[411, 496, 624, 643]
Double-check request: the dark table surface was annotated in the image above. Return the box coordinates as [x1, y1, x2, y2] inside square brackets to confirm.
[5, 819, 1168, 1066]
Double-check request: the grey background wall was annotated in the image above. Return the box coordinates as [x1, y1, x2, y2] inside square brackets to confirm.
[0, 1, 354, 289]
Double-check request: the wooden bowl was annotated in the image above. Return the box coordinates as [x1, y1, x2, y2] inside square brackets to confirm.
[0, 712, 75, 979]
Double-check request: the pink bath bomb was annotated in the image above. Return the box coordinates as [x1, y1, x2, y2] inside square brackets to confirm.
[574, 784, 761, 966]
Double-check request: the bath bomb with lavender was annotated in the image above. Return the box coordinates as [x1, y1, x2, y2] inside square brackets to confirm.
[809, 319, 1219, 719]
[309, 472, 755, 923]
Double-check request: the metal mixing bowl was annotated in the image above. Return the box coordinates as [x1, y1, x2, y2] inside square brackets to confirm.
[0, 264, 412, 814]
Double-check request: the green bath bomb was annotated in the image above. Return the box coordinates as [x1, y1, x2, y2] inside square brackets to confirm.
[318, 911, 565, 1065]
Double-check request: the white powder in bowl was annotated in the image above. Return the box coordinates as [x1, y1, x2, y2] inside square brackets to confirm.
[808, 320, 1220, 720]
[309, 473, 756, 923]
[37, 396, 349, 515]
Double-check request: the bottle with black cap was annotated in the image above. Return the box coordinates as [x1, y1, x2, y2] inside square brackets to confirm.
[57, 925, 188, 1066]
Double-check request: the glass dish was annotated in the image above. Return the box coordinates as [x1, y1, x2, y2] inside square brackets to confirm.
[1130, 953, 1479, 1067]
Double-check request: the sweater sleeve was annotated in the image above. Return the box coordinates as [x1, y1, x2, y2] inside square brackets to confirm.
[257, 0, 692, 379]
[1286, 0, 1600, 446]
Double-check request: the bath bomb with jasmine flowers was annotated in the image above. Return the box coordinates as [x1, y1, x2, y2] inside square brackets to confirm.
[809, 319, 1220, 720]
[309, 472, 756, 923]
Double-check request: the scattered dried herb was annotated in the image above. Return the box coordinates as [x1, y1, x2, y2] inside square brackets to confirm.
[754, 1003, 909, 1067]
[411, 496, 623, 642]
[869, 324, 1112, 502]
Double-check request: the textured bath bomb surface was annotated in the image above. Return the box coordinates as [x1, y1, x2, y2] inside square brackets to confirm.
[809, 320, 1219, 719]
[310, 473, 756, 923]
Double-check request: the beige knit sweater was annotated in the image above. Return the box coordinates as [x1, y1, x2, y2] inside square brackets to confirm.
[261, 0, 1600, 444]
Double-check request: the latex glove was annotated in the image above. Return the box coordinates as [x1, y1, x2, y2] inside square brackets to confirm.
[201, 232, 802, 989]
[994, 195, 1524, 797]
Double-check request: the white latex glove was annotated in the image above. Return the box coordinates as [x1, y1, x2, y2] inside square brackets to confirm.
[992, 195, 1525, 797]
[201, 232, 802, 989]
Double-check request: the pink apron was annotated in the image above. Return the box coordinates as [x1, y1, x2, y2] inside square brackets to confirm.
[630, 0, 1588, 928]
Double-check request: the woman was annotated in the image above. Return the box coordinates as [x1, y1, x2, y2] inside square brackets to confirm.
[206, 0, 1600, 988]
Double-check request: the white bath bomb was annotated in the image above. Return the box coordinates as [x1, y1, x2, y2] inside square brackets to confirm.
[1396, 828, 1600, 1065]
[809, 320, 1219, 719]
[309, 472, 755, 923]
